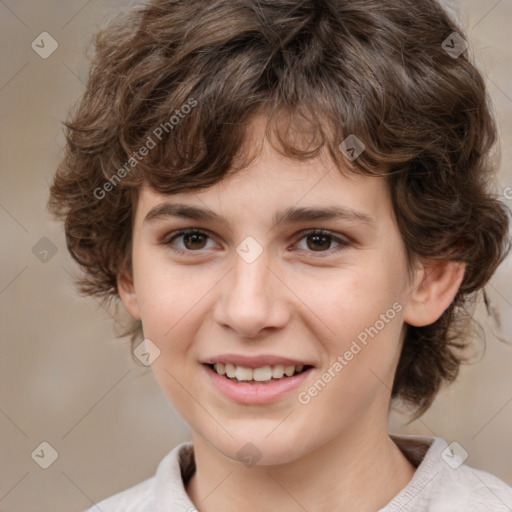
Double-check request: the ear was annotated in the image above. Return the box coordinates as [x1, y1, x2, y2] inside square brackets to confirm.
[403, 259, 466, 327]
[117, 269, 141, 321]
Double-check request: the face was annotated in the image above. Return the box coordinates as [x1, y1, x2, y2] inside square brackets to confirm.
[120, 118, 427, 466]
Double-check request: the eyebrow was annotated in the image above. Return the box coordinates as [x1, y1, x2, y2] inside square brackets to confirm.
[143, 202, 375, 228]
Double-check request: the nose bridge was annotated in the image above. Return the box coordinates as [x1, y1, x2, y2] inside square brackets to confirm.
[230, 242, 272, 310]
[214, 238, 288, 336]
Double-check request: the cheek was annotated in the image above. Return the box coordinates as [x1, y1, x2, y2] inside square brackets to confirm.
[132, 246, 204, 339]
[310, 266, 403, 348]
[303, 263, 406, 403]
[130, 254, 203, 410]
[135, 264, 207, 424]
[293, 273, 405, 427]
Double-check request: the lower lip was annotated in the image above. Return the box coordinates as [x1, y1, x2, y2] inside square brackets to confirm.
[202, 364, 313, 405]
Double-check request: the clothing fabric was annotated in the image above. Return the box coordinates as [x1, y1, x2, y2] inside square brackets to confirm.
[86, 434, 512, 511]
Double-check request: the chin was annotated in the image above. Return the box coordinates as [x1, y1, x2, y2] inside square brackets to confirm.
[208, 433, 309, 467]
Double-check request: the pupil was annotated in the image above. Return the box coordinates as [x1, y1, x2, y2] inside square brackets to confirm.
[184, 233, 206, 250]
[308, 234, 330, 251]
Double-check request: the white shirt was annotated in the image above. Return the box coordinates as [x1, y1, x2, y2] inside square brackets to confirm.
[87, 434, 512, 511]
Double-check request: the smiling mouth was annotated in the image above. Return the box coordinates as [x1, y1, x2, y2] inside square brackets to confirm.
[205, 362, 312, 384]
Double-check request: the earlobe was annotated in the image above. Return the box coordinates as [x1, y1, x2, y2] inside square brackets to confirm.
[117, 271, 141, 321]
[403, 260, 466, 327]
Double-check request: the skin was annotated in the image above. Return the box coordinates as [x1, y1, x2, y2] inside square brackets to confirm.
[119, 116, 465, 511]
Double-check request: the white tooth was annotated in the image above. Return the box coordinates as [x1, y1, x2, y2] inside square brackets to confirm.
[225, 363, 236, 378]
[284, 365, 295, 377]
[214, 362, 226, 375]
[220, 363, 303, 381]
[235, 366, 253, 381]
[272, 364, 285, 378]
[253, 366, 272, 381]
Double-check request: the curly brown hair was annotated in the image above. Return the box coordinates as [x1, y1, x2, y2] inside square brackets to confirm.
[48, 0, 510, 418]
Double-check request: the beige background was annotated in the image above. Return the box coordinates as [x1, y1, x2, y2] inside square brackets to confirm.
[1, 1, 511, 511]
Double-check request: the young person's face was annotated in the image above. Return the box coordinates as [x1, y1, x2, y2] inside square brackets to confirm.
[120, 118, 438, 465]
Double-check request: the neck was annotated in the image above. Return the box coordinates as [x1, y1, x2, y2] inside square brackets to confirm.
[186, 424, 416, 512]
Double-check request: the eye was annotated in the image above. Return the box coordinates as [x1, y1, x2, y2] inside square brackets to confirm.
[163, 228, 350, 257]
[164, 229, 216, 254]
[294, 229, 350, 256]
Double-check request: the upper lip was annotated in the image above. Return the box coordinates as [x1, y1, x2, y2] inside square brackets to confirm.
[202, 354, 314, 369]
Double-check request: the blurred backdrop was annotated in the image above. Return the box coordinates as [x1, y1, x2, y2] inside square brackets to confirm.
[1, 1, 511, 510]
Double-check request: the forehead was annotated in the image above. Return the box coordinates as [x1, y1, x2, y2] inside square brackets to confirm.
[135, 117, 393, 228]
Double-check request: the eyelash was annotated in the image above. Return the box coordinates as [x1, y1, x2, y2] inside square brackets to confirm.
[163, 228, 350, 257]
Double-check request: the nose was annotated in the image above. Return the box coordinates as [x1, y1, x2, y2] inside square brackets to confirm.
[212, 246, 290, 338]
